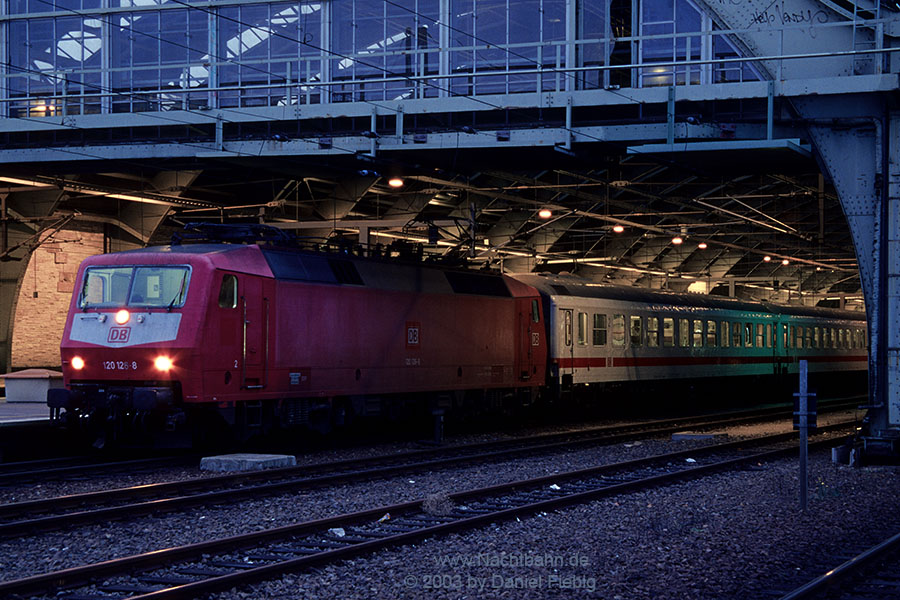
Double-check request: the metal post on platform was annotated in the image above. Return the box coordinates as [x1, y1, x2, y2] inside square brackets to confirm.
[795, 360, 811, 511]
[432, 408, 445, 444]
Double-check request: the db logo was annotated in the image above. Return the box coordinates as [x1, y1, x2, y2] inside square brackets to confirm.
[108, 327, 131, 343]
[406, 321, 420, 348]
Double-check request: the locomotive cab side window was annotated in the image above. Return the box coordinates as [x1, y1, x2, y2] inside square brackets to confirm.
[218, 274, 238, 309]
[531, 300, 540, 323]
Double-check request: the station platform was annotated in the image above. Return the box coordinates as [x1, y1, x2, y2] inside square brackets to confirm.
[0, 398, 50, 424]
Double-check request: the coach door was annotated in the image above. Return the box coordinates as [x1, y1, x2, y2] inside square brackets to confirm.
[516, 299, 539, 381]
[240, 276, 269, 389]
[561, 308, 574, 383]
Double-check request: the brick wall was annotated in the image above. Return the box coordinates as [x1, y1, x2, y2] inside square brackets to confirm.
[10, 225, 105, 369]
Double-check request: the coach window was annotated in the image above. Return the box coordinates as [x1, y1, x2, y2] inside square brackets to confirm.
[647, 317, 659, 347]
[692, 320, 703, 347]
[577, 312, 588, 346]
[218, 274, 238, 309]
[820, 327, 827, 349]
[630, 316, 642, 347]
[782, 324, 789, 348]
[707, 321, 717, 347]
[679, 318, 690, 347]
[813, 327, 820, 348]
[754, 323, 764, 348]
[663, 317, 675, 347]
[612, 314, 626, 347]
[593, 314, 607, 346]
[732, 322, 742, 347]
[563, 311, 572, 346]
[720, 321, 729, 347]
[766, 324, 772, 348]
[806, 327, 813, 349]
[744, 323, 754, 347]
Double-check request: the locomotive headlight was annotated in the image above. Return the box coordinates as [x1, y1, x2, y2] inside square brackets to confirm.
[115, 309, 130, 325]
[154, 356, 173, 371]
[70, 356, 85, 370]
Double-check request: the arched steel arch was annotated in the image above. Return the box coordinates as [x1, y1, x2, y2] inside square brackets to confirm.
[695, 0, 900, 452]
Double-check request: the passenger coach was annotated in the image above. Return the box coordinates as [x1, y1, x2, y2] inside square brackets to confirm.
[512, 273, 868, 399]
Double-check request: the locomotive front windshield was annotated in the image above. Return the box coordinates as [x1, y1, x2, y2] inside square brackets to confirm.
[79, 266, 191, 309]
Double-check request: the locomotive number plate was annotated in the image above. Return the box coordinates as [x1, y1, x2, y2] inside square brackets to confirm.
[103, 361, 138, 371]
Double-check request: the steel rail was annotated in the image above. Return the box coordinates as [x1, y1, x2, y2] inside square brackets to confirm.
[0, 405, 856, 537]
[0, 454, 196, 485]
[0, 423, 856, 599]
[778, 529, 900, 600]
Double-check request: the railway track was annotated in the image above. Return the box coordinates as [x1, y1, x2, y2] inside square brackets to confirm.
[0, 404, 857, 538]
[0, 454, 196, 486]
[0, 422, 856, 600]
[776, 529, 900, 600]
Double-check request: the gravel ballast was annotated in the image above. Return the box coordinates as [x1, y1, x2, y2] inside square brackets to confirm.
[216, 456, 900, 600]
[2, 410, 894, 600]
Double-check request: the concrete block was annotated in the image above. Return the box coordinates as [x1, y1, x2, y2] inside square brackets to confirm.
[671, 431, 729, 441]
[200, 453, 297, 473]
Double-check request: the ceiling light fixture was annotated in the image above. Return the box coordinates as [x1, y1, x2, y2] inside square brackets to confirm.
[387, 177, 404, 188]
[671, 236, 683, 245]
[612, 224, 625, 233]
[763, 255, 772, 262]
[538, 208, 553, 219]
[697, 242, 708, 249]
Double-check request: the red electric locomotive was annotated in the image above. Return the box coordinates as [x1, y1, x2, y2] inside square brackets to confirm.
[48, 226, 548, 446]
